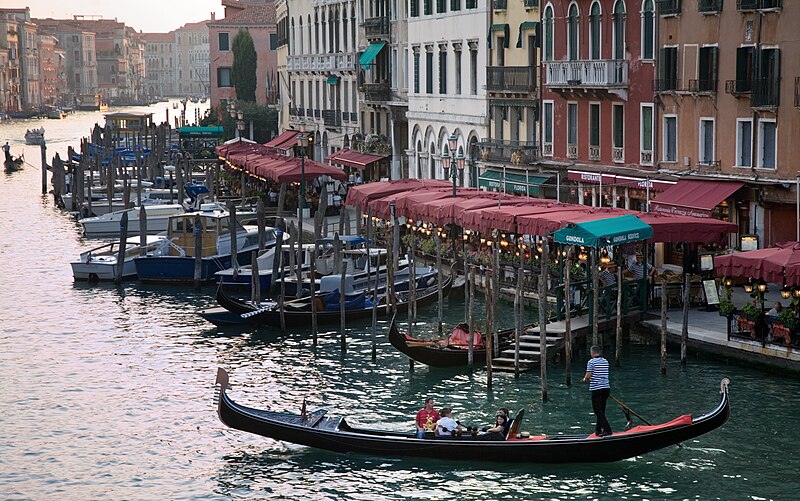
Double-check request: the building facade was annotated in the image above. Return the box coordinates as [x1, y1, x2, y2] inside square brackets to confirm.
[0, 11, 21, 112]
[144, 33, 177, 97]
[208, 0, 279, 110]
[406, 0, 490, 188]
[175, 21, 211, 97]
[38, 33, 67, 106]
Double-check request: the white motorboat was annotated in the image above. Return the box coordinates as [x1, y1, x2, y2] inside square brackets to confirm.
[25, 127, 45, 145]
[71, 235, 169, 281]
[78, 204, 186, 236]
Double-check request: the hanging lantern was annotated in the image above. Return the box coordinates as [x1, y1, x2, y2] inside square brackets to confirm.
[780, 286, 792, 299]
[743, 280, 754, 294]
[757, 279, 768, 294]
[723, 276, 733, 288]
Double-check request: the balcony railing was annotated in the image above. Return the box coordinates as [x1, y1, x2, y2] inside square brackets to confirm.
[725, 79, 751, 95]
[545, 60, 628, 87]
[350, 112, 358, 123]
[589, 146, 600, 161]
[751, 78, 780, 108]
[612, 147, 624, 163]
[699, 0, 723, 12]
[323, 109, 342, 127]
[362, 83, 392, 102]
[641, 150, 653, 165]
[363, 16, 390, 40]
[493, 0, 507, 9]
[688, 79, 718, 93]
[654, 78, 681, 92]
[287, 53, 356, 72]
[738, 0, 782, 10]
[567, 144, 578, 159]
[523, 0, 539, 7]
[657, 0, 682, 15]
[542, 143, 553, 156]
[477, 139, 539, 164]
[487, 66, 537, 93]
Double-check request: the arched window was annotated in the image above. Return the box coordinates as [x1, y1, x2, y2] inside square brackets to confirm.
[641, 0, 654, 60]
[544, 5, 554, 62]
[290, 18, 295, 55]
[314, 12, 319, 53]
[342, 6, 348, 53]
[589, 2, 601, 60]
[299, 19, 304, 54]
[613, 0, 626, 60]
[567, 3, 579, 61]
[308, 15, 312, 52]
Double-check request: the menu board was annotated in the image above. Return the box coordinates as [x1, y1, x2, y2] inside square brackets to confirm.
[703, 280, 720, 305]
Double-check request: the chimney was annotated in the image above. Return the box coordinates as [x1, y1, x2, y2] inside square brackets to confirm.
[211, 12, 215, 21]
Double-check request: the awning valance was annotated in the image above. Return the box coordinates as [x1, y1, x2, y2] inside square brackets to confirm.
[567, 170, 676, 192]
[650, 180, 743, 218]
[326, 75, 340, 85]
[326, 148, 387, 170]
[478, 170, 550, 197]
[360, 43, 386, 67]
[553, 214, 653, 247]
[488, 24, 510, 48]
[264, 129, 300, 151]
[516, 21, 539, 48]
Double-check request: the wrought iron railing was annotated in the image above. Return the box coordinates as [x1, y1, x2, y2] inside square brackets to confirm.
[487, 66, 537, 92]
[657, 0, 682, 15]
[699, 0, 723, 12]
[363, 16, 390, 39]
[654, 78, 681, 92]
[493, 0, 507, 9]
[688, 79, 718, 93]
[477, 139, 539, 164]
[362, 83, 392, 101]
[323, 109, 342, 127]
[751, 78, 780, 107]
[725, 79, 751, 95]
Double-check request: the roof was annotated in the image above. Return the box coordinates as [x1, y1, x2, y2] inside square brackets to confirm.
[208, 3, 276, 26]
[142, 32, 175, 43]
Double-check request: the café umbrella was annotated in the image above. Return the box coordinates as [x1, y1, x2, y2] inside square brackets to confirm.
[553, 214, 653, 247]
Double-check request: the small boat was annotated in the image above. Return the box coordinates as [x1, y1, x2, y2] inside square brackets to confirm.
[199, 272, 450, 327]
[215, 243, 314, 291]
[4, 154, 24, 172]
[71, 235, 168, 281]
[214, 369, 730, 463]
[25, 127, 45, 145]
[172, 102, 179, 109]
[78, 203, 186, 236]
[47, 107, 67, 119]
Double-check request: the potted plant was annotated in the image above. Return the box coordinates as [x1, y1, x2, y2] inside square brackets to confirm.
[718, 300, 736, 317]
[778, 309, 799, 333]
[741, 302, 762, 321]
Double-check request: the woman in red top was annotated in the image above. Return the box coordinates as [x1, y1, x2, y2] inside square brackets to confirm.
[415, 398, 440, 438]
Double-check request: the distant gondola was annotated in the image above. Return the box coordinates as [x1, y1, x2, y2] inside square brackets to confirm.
[4, 154, 24, 172]
[388, 315, 517, 367]
[214, 368, 731, 463]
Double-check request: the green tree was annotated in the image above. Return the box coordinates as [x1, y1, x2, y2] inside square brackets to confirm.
[232, 28, 257, 102]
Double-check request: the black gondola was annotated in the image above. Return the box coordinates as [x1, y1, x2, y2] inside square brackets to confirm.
[388, 315, 517, 367]
[4, 155, 23, 172]
[214, 368, 731, 463]
[199, 274, 452, 327]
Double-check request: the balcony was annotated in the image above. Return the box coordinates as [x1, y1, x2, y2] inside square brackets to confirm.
[751, 78, 780, 108]
[523, 0, 539, 7]
[725, 79, 751, 95]
[362, 83, 392, 102]
[363, 16, 390, 40]
[738, 0, 782, 10]
[698, 0, 722, 13]
[654, 78, 682, 92]
[477, 139, 539, 164]
[612, 147, 624, 163]
[641, 150, 653, 165]
[546, 60, 627, 87]
[589, 146, 600, 161]
[688, 79, 718, 93]
[493, 0, 507, 9]
[323, 109, 342, 127]
[657, 0, 682, 15]
[287, 53, 356, 72]
[487, 66, 536, 93]
[567, 144, 578, 159]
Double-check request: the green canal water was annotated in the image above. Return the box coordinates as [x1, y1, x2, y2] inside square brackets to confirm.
[1, 106, 798, 499]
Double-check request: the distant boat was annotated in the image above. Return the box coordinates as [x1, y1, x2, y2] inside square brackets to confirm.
[24, 127, 45, 145]
[71, 235, 169, 282]
[4, 154, 24, 172]
[47, 108, 67, 119]
[78, 203, 186, 236]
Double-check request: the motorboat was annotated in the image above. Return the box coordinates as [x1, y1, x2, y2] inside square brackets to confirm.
[71, 235, 169, 282]
[78, 204, 186, 236]
[133, 205, 269, 283]
[215, 242, 313, 290]
[24, 127, 45, 145]
[47, 107, 67, 119]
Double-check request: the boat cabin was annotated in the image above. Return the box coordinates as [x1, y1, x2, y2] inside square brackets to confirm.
[166, 205, 261, 258]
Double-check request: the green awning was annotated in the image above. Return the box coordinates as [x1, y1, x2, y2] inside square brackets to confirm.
[517, 21, 539, 48]
[478, 170, 550, 197]
[487, 24, 510, 49]
[178, 126, 224, 137]
[553, 215, 653, 247]
[326, 76, 340, 85]
[359, 43, 386, 67]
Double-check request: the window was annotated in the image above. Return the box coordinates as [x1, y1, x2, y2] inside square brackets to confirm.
[496, 36, 505, 66]
[219, 32, 230, 51]
[424, 0, 432, 15]
[589, 103, 600, 154]
[470, 48, 477, 95]
[217, 67, 231, 87]
[568, 102, 578, 146]
[697, 46, 718, 92]
[403, 48, 409, 89]
[589, 2, 601, 60]
[439, 49, 447, 93]
[658, 47, 678, 90]
[466, 0, 477, 8]
[663, 115, 677, 162]
[544, 6, 554, 61]
[640, 104, 654, 164]
[758, 120, 777, 169]
[454, 50, 462, 94]
[543, 100, 554, 155]
[426, 51, 433, 93]
[411, 0, 419, 17]
[451, 0, 461, 11]
[613, 1, 626, 60]
[612, 104, 624, 152]
[567, 4, 579, 61]
[753, 48, 780, 107]
[270, 33, 278, 50]
[734, 46, 755, 93]
[735, 119, 752, 168]
[413, 50, 420, 93]
[699, 118, 715, 165]
[437, 0, 447, 13]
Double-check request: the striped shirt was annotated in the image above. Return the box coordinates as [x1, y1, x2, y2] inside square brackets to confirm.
[586, 356, 610, 391]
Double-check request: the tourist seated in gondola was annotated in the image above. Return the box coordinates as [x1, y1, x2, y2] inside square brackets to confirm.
[477, 412, 511, 441]
[447, 323, 484, 349]
[415, 397, 440, 438]
[435, 407, 465, 437]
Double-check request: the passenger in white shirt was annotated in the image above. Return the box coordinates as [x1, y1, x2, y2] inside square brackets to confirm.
[435, 407, 464, 436]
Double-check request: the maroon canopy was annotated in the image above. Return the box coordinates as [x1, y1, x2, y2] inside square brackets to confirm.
[638, 212, 737, 244]
[452, 196, 530, 229]
[346, 179, 452, 211]
[517, 207, 630, 236]
[714, 241, 800, 286]
[369, 188, 454, 220]
[265, 157, 347, 183]
[467, 201, 569, 234]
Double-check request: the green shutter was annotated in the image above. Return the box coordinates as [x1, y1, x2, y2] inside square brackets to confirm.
[710, 46, 718, 87]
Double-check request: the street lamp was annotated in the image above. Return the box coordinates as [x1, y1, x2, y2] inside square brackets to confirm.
[236, 110, 245, 140]
[296, 121, 310, 246]
[444, 134, 465, 198]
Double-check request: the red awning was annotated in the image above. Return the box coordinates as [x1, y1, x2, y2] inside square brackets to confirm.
[468, 202, 570, 234]
[402, 191, 498, 226]
[327, 148, 387, 170]
[452, 196, 529, 229]
[346, 179, 452, 211]
[517, 207, 630, 236]
[650, 180, 743, 218]
[567, 170, 676, 192]
[368, 188, 454, 220]
[715, 241, 800, 286]
[264, 157, 347, 183]
[638, 212, 737, 244]
[264, 129, 300, 151]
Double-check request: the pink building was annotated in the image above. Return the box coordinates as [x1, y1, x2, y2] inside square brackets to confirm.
[208, 0, 278, 109]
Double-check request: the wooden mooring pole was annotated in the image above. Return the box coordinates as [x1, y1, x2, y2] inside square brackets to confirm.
[661, 276, 668, 375]
[539, 238, 549, 402]
[564, 249, 573, 386]
[436, 236, 443, 334]
[114, 211, 129, 286]
[467, 264, 475, 368]
[615, 258, 623, 367]
[193, 214, 203, 291]
[310, 246, 318, 345]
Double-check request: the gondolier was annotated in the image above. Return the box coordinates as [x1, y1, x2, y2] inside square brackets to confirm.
[2, 141, 10, 163]
[583, 345, 613, 437]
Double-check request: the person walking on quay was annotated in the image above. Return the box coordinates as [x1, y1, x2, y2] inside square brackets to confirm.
[583, 345, 613, 437]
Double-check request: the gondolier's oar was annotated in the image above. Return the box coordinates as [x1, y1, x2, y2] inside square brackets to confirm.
[610, 395, 683, 448]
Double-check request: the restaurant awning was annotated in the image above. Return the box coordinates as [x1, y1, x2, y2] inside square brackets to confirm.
[650, 180, 743, 218]
[264, 129, 300, 152]
[264, 157, 347, 183]
[346, 179, 452, 211]
[554, 215, 653, 247]
[360, 43, 386, 67]
[478, 170, 551, 197]
[714, 241, 800, 286]
[327, 148, 386, 170]
[567, 170, 676, 192]
[637, 212, 737, 244]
